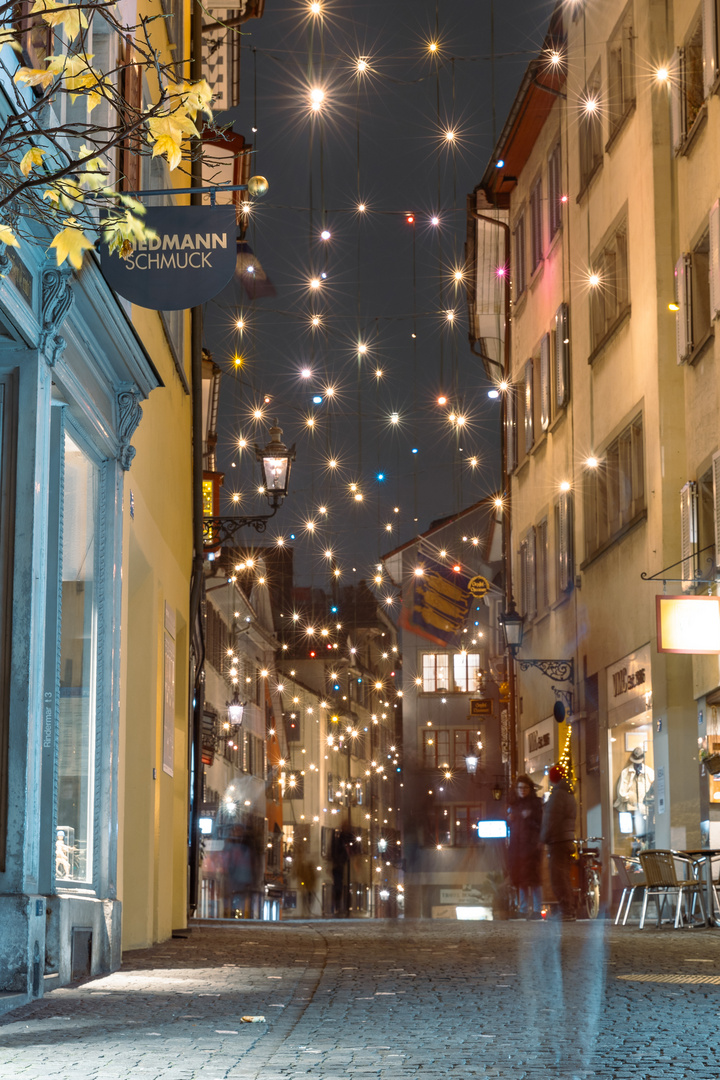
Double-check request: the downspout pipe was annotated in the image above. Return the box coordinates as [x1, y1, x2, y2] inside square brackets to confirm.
[188, 0, 205, 917]
[469, 209, 518, 782]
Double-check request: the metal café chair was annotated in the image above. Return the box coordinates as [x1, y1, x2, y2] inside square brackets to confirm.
[611, 854, 646, 925]
[638, 850, 707, 929]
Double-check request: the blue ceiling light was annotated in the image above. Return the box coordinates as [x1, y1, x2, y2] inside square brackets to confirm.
[487, 388, 500, 399]
[411, 448, 418, 454]
[330, 605, 338, 613]
[289, 533, 296, 539]
[377, 472, 385, 481]
[312, 394, 323, 404]
[496, 159, 505, 168]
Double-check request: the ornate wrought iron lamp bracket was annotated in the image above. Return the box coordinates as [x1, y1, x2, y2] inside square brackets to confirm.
[203, 504, 279, 550]
[517, 658, 574, 713]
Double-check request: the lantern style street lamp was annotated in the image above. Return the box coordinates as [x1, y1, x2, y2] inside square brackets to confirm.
[203, 421, 296, 550]
[226, 689, 245, 727]
[465, 753, 479, 775]
[499, 597, 524, 657]
[500, 597, 574, 713]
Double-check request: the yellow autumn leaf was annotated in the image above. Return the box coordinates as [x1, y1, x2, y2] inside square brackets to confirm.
[0, 225, 20, 249]
[20, 146, 45, 176]
[151, 134, 182, 171]
[148, 111, 198, 144]
[14, 66, 55, 89]
[174, 78, 213, 120]
[0, 28, 22, 52]
[48, 220, 94, 269]
[30, 0, 88, 42]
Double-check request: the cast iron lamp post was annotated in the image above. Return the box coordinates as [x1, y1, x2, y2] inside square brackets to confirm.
[203, 422, 296, 550]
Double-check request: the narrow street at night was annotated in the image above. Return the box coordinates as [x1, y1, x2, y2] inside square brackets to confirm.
[1, 921, 718, 1080]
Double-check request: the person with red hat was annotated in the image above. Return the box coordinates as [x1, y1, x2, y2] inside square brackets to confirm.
[540, 764, 577, 920]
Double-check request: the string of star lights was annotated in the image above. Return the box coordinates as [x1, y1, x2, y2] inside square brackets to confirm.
[208, 0, 528, 615]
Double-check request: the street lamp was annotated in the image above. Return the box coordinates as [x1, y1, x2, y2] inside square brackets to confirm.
[257, 422, 294, 506]
[465, 753, 479, 775]
[226, 688, 245, 727]
[499, 597, 524, 658]
[203, 421, 296, 550]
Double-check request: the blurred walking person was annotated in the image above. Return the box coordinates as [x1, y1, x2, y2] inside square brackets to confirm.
[508, 774, 544, 918]
[540, 764, 577, 920]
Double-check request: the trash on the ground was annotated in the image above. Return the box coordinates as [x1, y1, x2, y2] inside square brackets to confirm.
[241, 1015, 266, 1023]
[215, 1029, 239, 1034]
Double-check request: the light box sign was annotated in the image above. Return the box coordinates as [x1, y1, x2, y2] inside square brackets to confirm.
[656, 594, 720, 654]
[101, 206, 237, 310]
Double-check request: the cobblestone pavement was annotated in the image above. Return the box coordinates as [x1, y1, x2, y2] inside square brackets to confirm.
[1, 919, 719, 1079]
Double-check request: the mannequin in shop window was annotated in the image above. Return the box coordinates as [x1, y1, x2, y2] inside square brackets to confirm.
[614, 746, 654, 848]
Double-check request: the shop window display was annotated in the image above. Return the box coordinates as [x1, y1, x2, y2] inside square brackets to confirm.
[610, 719, 654, 856]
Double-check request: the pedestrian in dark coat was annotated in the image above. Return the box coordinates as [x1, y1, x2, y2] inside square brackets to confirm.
[540, 764, 577, 919]
[507, 774, 544, 917]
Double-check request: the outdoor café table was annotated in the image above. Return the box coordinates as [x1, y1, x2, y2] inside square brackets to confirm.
[682, 849, 720, 926]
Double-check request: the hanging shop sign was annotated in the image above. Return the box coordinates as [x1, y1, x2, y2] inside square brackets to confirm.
[100, 206, 237, 310]
[656, 595, 720, 654]
[470, 698, 493, 716]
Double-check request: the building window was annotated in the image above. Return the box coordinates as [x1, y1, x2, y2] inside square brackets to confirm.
[675, 226, 713, 363]
[284, 711, 301, 742]
[555, 490, 574, 594]
[584, 414, 645, 561]
[590, 217, 629, 352]
[519, 528, 536, 619]
[554, 303, 570, 409]
[579, 64, 603, 190]
[56, 434, 100, 884]
[423, 728, 450, 769]
[523, 358, 534, 455]
[607, 3, 635, 139]
[537, 517, 550, 613]
[514, 211, 526, 298]
[453, 729, 483, 769]
[452, 652, 481, 692]
[433, 806, 484, 847]
[530, 177, 543, 271]
[670, 16, 706, 151]
[547, 140, 563, 239]
[422, 653, 450, 692]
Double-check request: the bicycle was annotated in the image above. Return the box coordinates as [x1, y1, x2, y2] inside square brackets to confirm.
[571, 836, 603, 919]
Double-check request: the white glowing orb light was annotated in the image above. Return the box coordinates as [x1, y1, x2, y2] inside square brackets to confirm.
[310, 87, 324, 111]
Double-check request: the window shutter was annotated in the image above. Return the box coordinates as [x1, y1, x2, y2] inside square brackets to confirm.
[675, 254, 692, 362]
[703, 0, 718, 95]
[555, 303, 569, 409]
[680, 480, 699, 591]
[524, 359, 534, 454]
[506, 387, 517, 472]
[709, 200, 720, 321]
[713, 452, 720, 568]
[557, 492, 573, 593]
[526, 526, 537, 620]
[669, 49, 685, 151]
[519, 538, 528, 615]
[540, 333, 551, 431]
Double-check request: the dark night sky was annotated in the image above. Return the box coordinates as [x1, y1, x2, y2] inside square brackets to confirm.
[205, 0, 554, 589]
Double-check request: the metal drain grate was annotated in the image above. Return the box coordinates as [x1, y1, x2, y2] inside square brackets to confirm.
[618, 973, 720, 984]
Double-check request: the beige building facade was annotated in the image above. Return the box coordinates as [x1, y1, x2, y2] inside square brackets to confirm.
[466, 0, 720, 889]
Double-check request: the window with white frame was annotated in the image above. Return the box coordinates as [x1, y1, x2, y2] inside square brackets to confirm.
[579, 64, 603, 190]
[530, 177, 543, 271]
[584, 414, 644, 561]
[675, 208, 720, 363]
[514, 211, 527, 298]
[554, 303, 570, 410]
[555, 490, 574, 594]
[422, 728, 450, 769]
[678, 467, 717, 593]
[547, 140, 563, 239]
[607, 3, 635, 139]
[590, 217, 629, 352]
[452, 653, 481, 692]
[670, 14, 708, 151]
[523, 358, 534, 454]
[422, 653, 450, 692]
